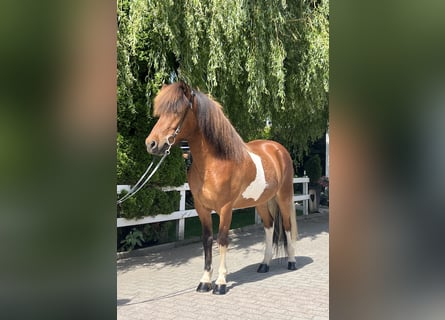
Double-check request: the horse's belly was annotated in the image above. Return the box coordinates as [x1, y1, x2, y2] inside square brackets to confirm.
[190, 178, 274, 211]
[233, 186, 275, 209]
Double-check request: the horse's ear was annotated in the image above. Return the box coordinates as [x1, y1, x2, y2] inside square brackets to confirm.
[179, 81, 191, 97]
[161, 83, 167, 89]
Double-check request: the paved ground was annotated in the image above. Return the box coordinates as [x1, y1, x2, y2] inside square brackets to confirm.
[117, 210, 329, 320]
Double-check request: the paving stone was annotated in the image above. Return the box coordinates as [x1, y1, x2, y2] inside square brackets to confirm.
[117, 211, 329, 319]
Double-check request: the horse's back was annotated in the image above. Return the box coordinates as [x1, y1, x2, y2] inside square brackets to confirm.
[247, 139, 290, 155]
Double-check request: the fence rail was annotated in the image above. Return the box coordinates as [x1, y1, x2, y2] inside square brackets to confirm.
[117, 177, 310, 240]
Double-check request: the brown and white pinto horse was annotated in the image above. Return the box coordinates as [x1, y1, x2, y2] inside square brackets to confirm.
[145, 82, 298, 295]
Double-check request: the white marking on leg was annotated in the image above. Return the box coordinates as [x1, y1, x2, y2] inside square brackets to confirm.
[242, 152, 267, 201]
[285, 230, 296, 262]
[262, 226, 274, 265]
[215, 245, 228, 285]
[200, 268, 213, 283]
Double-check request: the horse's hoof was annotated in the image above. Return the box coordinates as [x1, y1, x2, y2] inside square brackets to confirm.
[196, 282, 212, 292]
[257, 263, 269, 273]
[288, 261, 297, 270]
[212, 284, 227, 295]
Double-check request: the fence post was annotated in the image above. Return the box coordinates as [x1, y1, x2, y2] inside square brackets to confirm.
[303, 178, 309, 216]
[176, 189, 186, 240]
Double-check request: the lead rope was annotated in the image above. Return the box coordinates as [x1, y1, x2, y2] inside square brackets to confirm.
[116, 140, 173, 205]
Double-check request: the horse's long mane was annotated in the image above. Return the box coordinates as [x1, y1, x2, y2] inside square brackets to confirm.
[194, 90, 247, 162]
[154, 82, 247, 162]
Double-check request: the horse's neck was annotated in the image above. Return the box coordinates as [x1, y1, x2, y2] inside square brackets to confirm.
[186, 133, 244, 173]
[187, 136, 216, 166]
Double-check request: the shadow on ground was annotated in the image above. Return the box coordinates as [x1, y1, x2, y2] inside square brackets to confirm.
[226, 255, 314, 293]
[117, 212, 327, 274]
[117, 256, 314, 306]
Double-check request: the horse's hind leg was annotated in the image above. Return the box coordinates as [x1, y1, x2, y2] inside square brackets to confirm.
[276, 190, 298, 270]
[255, 203, 274, 273]
[284, 226, 297, 270]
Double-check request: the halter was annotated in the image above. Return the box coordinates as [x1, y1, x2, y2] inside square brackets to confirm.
[164, 90, 195, 152]
[117, 90, 195, 205]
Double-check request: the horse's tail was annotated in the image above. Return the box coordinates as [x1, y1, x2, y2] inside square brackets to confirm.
[268, 197, 298, 249]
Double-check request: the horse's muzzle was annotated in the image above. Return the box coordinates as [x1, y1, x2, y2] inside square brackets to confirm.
[146, 140, 167, 156]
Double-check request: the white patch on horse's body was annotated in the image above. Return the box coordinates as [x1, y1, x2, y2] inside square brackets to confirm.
[242, 151, 267, 201]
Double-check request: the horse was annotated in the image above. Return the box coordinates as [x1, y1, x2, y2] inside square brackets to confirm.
[145, 82, 298, 295]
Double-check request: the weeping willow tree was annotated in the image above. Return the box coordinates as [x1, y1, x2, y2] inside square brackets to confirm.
[117, 0, 329, 213]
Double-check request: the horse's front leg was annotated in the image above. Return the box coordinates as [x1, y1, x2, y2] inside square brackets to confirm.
[213, 206, 233, 295]
[196, 209, 213, 292]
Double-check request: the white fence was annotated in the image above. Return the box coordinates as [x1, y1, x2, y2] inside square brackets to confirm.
[117, 177, 310, 240]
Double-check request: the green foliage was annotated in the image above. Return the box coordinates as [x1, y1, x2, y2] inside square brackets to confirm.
[270, 0, 329, 164]
[116, 0, 329, 249]
[304, 154, 322, 186]
[117, 0, 329, 169]
[142, 222, 173, 244]
[120, 228, 144, 251]
[117, 222, 175, 251]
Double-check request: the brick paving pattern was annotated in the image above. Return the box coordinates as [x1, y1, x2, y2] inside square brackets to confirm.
[117, 210, 328, 320]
